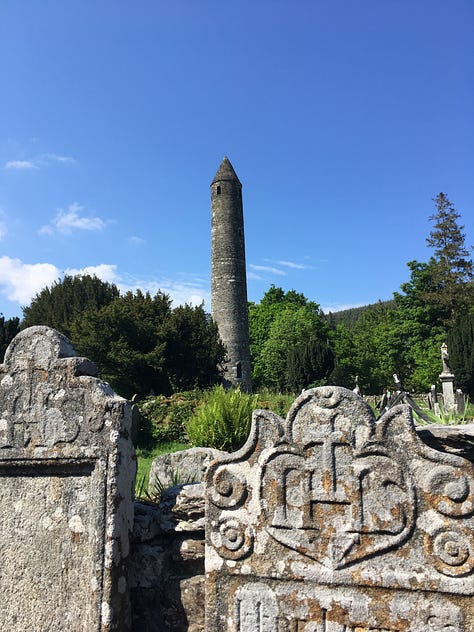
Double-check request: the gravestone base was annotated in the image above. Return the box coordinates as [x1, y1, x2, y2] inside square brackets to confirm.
[208, 578, 468, 631]
[439, 373, 457, 414]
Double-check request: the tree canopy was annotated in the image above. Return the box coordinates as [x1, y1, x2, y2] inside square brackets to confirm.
[22, 274, 120, 339]
[20, 276, 226, 399]
[0, 315, 20, 362]
[249, 286, 332, 391]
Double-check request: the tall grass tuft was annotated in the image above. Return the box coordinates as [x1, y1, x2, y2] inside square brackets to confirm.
[185, 385, 258, 451]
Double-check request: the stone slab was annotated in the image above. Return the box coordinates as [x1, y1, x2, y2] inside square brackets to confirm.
[0, 326, 136, 631]
[205, 386, 474, 631]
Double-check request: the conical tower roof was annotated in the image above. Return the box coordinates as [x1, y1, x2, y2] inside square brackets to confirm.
[211, 156, 241, 185]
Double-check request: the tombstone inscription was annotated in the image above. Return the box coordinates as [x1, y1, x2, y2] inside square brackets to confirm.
[0, 327, 135, 631]
[205, 386, 474, 631]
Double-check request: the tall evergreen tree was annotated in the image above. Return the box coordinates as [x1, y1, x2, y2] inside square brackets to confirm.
[0, 315, 20, 361]
[448, 312, 474, 397]
[22, 274, 120, 338]
[424, 193, 473, 325]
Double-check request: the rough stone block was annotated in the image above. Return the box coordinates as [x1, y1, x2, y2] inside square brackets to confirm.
[205, 386, 474, 631]
[0, 326, 135, 631]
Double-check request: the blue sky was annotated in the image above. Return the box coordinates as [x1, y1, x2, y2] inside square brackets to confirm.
[1, 1, 473, 319]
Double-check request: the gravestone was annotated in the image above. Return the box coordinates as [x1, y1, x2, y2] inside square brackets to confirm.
[205, 386, 474, 631]
[0, 326, 135, 631]
[440, 342, 457, 414]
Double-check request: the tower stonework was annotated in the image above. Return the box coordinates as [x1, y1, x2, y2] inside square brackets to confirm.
[211, 156, 252, 391]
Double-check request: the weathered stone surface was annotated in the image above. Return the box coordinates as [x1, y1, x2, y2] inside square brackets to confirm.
[205, 386, 474, 631]
[211, 156, 251, 391]
[0, 326, 135, 631]
[131, 494, 205, 632]
[149, 446, 226, 491]
[156, 483, 206, 533]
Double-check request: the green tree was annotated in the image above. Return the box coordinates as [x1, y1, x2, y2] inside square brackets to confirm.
[22, 274, 120, 338]
[424, 193, 473, 325]
[164, 304, 226, 392]
[0, 315, 20, 361]
[287, 337, 334, 392]
[71, 291, 225, 398]
[249, 286, 331, 391]
[448, 312, 474, 397]
[71, 290, 172, 398]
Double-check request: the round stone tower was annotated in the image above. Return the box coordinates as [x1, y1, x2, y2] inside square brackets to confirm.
[211, 156, 252, 392]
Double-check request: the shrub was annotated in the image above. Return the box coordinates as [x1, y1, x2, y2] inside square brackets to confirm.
[185, 385, 258, 451]
[137, 390, 201, 446]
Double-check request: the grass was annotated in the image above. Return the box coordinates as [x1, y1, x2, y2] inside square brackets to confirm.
[135, 441, 190, 497]
[411, 397, 474, 425]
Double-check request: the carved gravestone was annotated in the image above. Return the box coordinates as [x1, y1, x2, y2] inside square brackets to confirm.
[0, 326, 135, 631]
[205, 386, 474, 631]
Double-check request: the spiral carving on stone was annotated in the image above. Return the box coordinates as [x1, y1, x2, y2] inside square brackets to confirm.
[210, 467, 247, 508]
[430, 528, 474, 577]
[211, 517, 254, 560]
[423, 465, 474, 517]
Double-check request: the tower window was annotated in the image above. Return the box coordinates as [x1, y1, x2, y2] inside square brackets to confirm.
[236, 362, 242, 379]
[216, 185, 221, 195]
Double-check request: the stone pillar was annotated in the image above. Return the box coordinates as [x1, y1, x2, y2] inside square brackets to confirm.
[430, 384, 440, 417]
[211, 156, 252, 392]
[439, 343, 457, 414]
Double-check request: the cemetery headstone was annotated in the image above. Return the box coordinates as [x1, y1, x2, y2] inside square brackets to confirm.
[440, 342, 457, 414]
[0, 326, 135, 631]
[205, 386, 474, 631]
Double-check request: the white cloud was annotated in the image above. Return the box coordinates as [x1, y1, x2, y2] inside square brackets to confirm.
[248, 271, 263, 281]
[0, 257, 211, 314]
[128, 236, 146, 246]
[41, 153, 75, 164]
[40, 203, 106, 235]
[265, 259, 314, 270]
[319, 302, 365, 314]
[117, 276, 210, 310]
[249, 264, 286, 276]
[4, 153, 75, 170]
[65, 264, 120, 284]
[0, 256, 60, 304]
[5, 160, 38, 170]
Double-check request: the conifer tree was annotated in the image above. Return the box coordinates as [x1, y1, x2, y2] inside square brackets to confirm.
[425, 193, 473, 325]
[22, 274, 120, 338]
[448, 312, 474, 397]
[0, 315, 20, 361]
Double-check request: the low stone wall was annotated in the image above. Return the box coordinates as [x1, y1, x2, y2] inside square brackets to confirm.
[130, 484, 205, 632]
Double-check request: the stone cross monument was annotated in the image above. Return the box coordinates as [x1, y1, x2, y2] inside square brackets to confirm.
[211, 156, 251, 392]
[439, 342, 457, 413]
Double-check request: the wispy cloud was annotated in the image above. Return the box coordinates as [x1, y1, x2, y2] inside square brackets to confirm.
[117, 274, 210, 309]
[5, 160, 38, 170]
[249, 264, 286, 276]
[265, 259, 314, 270]
[4, 153, 75, 170]
[128, 236, 146, 246]
[247, 271, 263, 281]
[0, 211, 7, 240]
[40, 203, 106, 236]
